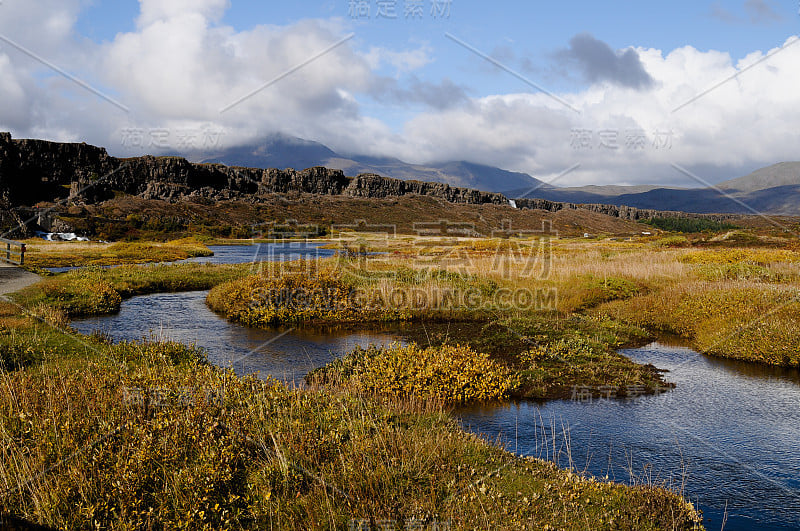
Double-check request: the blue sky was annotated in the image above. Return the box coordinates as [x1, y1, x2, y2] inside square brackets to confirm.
[75, 1, 798, 93]
[1, 0, 799, 187]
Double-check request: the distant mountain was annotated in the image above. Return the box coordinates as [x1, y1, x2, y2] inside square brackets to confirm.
[512, 162, 800, 215]
[504, 184, 672, 205]
[717, 162, 800, 193]
[196, 133, 339, 171]
[192, 135, 800, 215]
[194, 134, 544, 194]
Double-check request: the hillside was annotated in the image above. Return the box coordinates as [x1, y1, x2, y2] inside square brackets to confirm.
[513, 164, 800, 215]
[717, 162, 800, 193]
[195, 134, 545, 194]
[0, 133, 507, 209]
[3, 132, 799, 239]
[194, 135, 800, 215]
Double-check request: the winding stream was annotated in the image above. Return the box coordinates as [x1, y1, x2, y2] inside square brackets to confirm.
[72, 290, 401, 382]
[69, 245, 800, 530]
[458, 341, 800, 531]
[72, 244, 400, 381]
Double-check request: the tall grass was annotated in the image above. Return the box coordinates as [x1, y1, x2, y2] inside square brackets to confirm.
[23, 237, 213, 268]
[602, 281, 800, 367]
[0, 236, 715, 528]
[0, 328, 703, 530]
[14, 262, 252, 317]
[207, 261, 501, 328]
[355, 239, 800, 367]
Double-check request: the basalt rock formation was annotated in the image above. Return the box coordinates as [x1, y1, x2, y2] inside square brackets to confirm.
[0, 133, 755, 238]
[513, 198, 744, 222]
[0, 133, 507, 208]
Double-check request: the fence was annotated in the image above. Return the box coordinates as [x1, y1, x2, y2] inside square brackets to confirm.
[0, 238, 25, 265]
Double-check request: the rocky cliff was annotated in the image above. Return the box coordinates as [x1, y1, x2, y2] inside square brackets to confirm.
[0, 133, 507, 208]
[513, 198, 744, 222]
[0, 133, 756, 238]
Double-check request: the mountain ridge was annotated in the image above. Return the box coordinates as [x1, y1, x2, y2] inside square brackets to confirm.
[190, 134, 800, 215]
[194, 134, 546, 194]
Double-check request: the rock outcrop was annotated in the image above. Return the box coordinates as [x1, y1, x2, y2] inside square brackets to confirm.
[0, 133, 506, 208]
[0, 132, 750, 236]
[344, 173, 506, 204]
[0, 134, 117, 206]
[513, 198, 744, 222]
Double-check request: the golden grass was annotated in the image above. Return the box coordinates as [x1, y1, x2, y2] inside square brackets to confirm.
[22, 237, 213, 268]
[308, 343, 513, 402]
[4, 230, 798, 527]
[334, 237, 800, 367]
[602, 280, 800, 366]
[14, 262, 252, 317]
[0, 235, 726, 528]
[0, 329, 703, 530]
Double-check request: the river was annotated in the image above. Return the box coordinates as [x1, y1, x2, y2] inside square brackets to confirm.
[458, 341, 800, 531]
[70, 245, 800, 530]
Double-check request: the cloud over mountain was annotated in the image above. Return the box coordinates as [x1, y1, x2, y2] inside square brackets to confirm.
[0, 0, 799, 189]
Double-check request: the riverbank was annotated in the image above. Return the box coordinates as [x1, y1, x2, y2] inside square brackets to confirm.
[12, 262, 253, 316]
[332, 235, 800, 369]
[20, 237, 213, 270]
[6, 230, 798, 527]
[0, 303, 702, 529]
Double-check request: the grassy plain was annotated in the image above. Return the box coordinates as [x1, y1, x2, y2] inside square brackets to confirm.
[21, 237, 213, 270]
[6, 225, 798, 528]
[0, 301, 701, 529]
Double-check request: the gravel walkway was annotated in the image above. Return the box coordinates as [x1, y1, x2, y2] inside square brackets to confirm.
[0, 262, 40, 299]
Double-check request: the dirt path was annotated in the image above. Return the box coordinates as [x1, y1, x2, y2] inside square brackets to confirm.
[0, 262, 40, 299]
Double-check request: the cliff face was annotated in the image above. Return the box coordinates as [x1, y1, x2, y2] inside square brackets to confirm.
[513, 198, 744, 222]
[344, 173, 506, 204]
[0, 134, 117, 205]
[0, 133, 747, 237]
[0, 133, 506, 207]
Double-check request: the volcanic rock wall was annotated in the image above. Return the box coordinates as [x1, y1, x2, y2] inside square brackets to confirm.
[0, 133, 507, 207]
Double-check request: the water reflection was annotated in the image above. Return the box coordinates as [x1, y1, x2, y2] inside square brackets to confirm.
[457, 342, 800, 531]
[71, 290, 402, 382]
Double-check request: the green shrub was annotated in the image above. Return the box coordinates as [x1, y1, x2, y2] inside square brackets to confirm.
[40, 272, 122, 316]
[644, 216, 738, 233]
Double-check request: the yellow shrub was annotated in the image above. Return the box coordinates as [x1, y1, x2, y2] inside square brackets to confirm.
[680, 249, 800, 265]
[207, 266, 411, 327]
[310, 343, 513, 402]
[40, 273, 122, 316]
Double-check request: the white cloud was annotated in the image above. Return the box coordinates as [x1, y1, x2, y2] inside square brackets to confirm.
[362, 45, 433, 74]
[0, 0, 798, 188]
[137, 0, 230, 27]
[0, 0, 83, 52]
[390, 37, 800, 186]
[0, 54, 30, 130]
